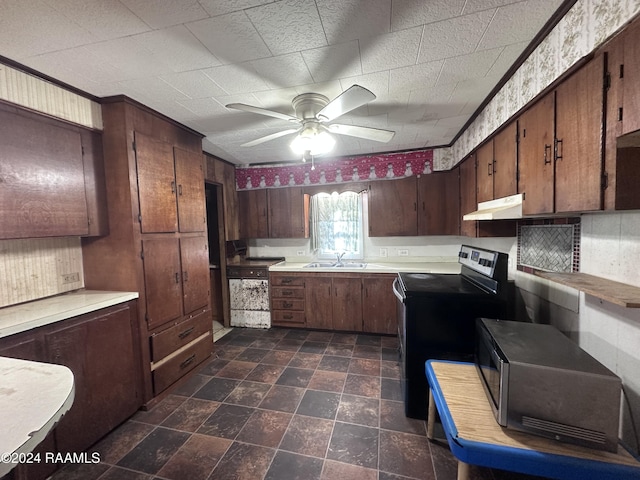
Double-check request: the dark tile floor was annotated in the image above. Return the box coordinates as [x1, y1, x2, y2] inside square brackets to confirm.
[52, 328, 549, 480]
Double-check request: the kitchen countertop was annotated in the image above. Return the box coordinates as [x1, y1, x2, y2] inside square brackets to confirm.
[0, 356, 75, 476]
[269, 259, 462, 274]
[0, 290, 139, 339]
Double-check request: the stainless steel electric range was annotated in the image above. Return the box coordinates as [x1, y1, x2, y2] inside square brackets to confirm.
[393, 245, 510, 419]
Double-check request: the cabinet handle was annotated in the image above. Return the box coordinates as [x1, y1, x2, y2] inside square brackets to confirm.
[180, 354, 196, 369]
[171, 181, 176, 194]
[183, 270, 189, 282]
[414, 202, 417, 211]
[178, 184, 183, 196]
[488, 162, 493, 176]
[283, 290, 293, 296]
[283, 301, 293, 308]
[283, 314, 293, 320]
[492, 159, 496, 174]
[554, 138, 563, 161]
[543, 144, 552, 165]
[175, 272, 180, 283]
[178, 326, 195, 339]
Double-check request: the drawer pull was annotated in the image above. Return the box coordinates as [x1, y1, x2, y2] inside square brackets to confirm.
[281, 278, 293, 284]
[180, 354, 196, 369]
[283, 290, 293, 296]
[283, 314, 293, 320]
[178, 326, 195, 339]
[283, 301, 293, 308]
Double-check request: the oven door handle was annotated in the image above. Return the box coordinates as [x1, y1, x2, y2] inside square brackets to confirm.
[392, 278, 405, 303]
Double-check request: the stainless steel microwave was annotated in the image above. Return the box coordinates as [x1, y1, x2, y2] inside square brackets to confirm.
[475, 318, 622, 452]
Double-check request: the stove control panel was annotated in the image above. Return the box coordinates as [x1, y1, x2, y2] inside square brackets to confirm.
[458, 245, 505, 278]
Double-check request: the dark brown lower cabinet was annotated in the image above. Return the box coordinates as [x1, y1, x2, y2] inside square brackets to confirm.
[0, 301, 142, 480]
[363, 275, 398, 335]
[332, 277, 363, 332]
[305, 276, 333, 330]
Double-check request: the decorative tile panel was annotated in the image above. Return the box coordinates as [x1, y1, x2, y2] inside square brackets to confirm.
[517, 218, 581, 273]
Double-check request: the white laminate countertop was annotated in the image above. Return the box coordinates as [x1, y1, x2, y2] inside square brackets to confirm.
[0, 357, 75, 476]
[269, 260, 462, 274]
[0, 290, 139, 339]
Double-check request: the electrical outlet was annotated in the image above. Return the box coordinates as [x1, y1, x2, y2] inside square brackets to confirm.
[398, 249, 409, 256]
[62, 272, 80, 284]
[296, 250, 305, 256]
[379, 248, 388, 257]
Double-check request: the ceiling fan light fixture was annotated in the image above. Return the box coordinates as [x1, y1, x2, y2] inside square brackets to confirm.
[290, 129, 335, 156]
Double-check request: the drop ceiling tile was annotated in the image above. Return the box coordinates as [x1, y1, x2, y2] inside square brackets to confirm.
[317, 0, 391, 44]
[408, 83, 457, 104]
[477, 0, 565, 51]
[250, 53, 314, 88]
[437, 47, 504, 86]
[486, 41, 529, 78]
[118, 77, 191, 104]
[203, 64, 271, 95]
[119, 0, 208, 29]
[198, 0, 275, 17]
[186, 12, 272, 64]
[359, 27, 423, 74]
[43, 0, 150, 41]
[389, 60, 443, 93]
[301, 41, 362, 83]
[160, 71, 227, 99]
[391, 0, 465, 30]
[179, 97, 230, 117]
[0, 0, 96, 58]
[246, 0, 327, 55]
[132, 26, 222, 73]
[417, 10, 495, 64]
[462, 0, 522, 14]
[339, 72, 390, 99]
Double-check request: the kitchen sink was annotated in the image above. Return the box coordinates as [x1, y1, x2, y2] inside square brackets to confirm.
[303, 262, 337, 268]
[303, 261, 368, 269]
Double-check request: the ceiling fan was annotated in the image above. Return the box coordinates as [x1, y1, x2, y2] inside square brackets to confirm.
[225, 85, 395, 157]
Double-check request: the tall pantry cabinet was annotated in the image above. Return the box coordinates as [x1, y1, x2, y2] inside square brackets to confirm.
[82, 96, 212, 404]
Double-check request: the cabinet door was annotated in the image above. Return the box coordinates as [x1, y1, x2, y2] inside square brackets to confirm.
[622, 21, 640, 135]
[142, 237, 183, 329]
[174, 147, 206, 232]
[333, 277, 362, 331]
[368, 177, 417, 236]
[363, 275, 398, 334]
[222, 161, 240, 241]
[180, 235, 210, 315]
[239, 189, 268, 239]
[135, 132, 178, 233]
[46, 304, 141, 454]
[0, 106, 88, 239]
[305, 276, 333, 330]
[417, 170, 460, 235]
[459, 157, 477, 237]
[555, 59, 604, 213]
[493, 122, 518, 199]
[268, 187, 307, 238]
[518, 93, 555, 215]
[476, 140, 494, 203]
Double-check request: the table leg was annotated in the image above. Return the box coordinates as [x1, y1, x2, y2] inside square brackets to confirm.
[427, 388, 435, 440]
[457, 461, 470, 480]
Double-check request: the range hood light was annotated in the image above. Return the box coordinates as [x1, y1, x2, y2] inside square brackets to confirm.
[463, 193, 524, 221]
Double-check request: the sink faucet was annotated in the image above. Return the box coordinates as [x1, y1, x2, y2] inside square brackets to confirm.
[335, 252, 346, 266]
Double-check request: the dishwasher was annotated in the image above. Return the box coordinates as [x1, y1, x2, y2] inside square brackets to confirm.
[226, 258, 283, 328]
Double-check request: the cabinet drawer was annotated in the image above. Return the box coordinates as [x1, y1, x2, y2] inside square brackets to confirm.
[271, 286, 304, 299]
[272, 298, 304, 310]
[152, 334, 212, 395]
[150, 310, 211, 362]
[271, 275, 304, 287]
[272, 310, 305, 325]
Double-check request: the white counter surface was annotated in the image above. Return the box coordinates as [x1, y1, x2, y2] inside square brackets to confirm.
[0, 290, 139, 339]
[0, 356, 75, 476]
[269, 261, 462, 274]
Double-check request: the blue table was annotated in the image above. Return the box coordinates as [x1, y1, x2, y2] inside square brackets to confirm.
[425, 360, 640, 480]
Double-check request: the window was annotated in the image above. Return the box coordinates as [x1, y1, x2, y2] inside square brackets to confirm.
[310, 191, 363, 259]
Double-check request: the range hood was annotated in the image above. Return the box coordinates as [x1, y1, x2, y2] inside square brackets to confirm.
[463, 193, 523, 221]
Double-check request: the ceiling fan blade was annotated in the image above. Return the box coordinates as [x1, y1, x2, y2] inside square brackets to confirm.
[241, 129, 299, 147]
[328, 124, 395, 143]
[317, 85, 376, 122]
[226, 103, 298, 122]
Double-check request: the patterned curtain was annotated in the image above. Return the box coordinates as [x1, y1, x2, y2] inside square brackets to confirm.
[310, 192, 362, 255]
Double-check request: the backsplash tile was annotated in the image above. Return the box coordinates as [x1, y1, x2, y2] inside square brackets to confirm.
[517, 218, 580, 273]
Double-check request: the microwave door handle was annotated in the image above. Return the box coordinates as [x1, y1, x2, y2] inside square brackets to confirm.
[392, 278, 405, 303]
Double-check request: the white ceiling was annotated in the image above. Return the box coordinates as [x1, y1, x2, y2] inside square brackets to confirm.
[2, 0, 566, 165]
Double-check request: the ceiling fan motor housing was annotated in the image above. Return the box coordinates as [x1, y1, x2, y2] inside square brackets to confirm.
[292, 93, 330, 120]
